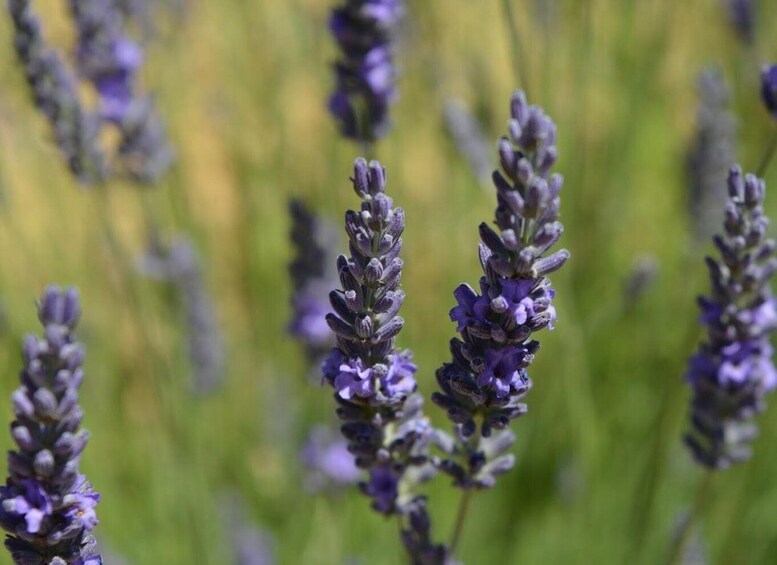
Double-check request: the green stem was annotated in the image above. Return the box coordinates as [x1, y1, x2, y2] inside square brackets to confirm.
[449, 489, 474, 556]
[500, 0, 531, 97]
[665, 471, 714, 565]
[756, 130, 777, 177]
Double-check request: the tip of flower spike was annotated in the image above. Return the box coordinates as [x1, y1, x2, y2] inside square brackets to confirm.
[37, 286, 80, 329]
[352, 157, 387, 199]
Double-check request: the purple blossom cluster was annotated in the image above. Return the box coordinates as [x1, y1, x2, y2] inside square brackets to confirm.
[329, 0, 404, 143]
[7, 0, 171, 185]
[0, 287, 101, 565]
[685, 167, 777, 469]
[434, 91, 569, 488]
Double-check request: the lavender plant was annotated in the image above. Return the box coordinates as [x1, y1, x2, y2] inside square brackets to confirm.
[684, 166, 777, 469]
[321, 158, 448, 562]
[762, 65, 777, 121]
[433, 91, 569, 494]
[7, 0, 172, 185]
[687, 69, 737, 244]
[69, 0, 172, 184]
[0, 286, 101, 565]
[328, 0, 403, 144]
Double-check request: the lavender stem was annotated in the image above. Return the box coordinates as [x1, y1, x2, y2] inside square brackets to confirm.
[756, 130, 777, 177]
[500, 0, 531, 99]
[449, 489, 473, 556]
[664, 472, 714, 565]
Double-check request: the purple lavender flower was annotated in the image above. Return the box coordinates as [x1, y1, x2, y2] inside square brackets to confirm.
[68, 0, 173, 184]
[301, 426, 362, 492]
[726, 0, 756, 44]
[685, 167, 777, 469]
[687, 69, 737, 244]
[0, 287, 102, 564]
[288, 200, 339, 365]
[321, 159, 449, 562]
[433, 91, 569, 488]
[328, 0, 404, 143]
[7, 0, 106, 184]
[760, 64, 777, 121]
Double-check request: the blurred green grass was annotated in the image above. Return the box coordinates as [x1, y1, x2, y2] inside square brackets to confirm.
[1, 0, 777, 563]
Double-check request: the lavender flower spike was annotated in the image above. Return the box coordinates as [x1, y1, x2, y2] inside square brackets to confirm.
[726, 0, 757, 44]
[68, 0, 173, 183]
[434, 90, 569, 489]
[0, 286, 102, 564]
[685, 167, 777, 469]
[687, 69, 737, 244]
[288, 199, 338, 366]
[322, 159, 449, 562]
[8, 0, 105, 184]
[329, 0, 404, 143]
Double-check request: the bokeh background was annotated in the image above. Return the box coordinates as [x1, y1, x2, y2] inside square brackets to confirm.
[1, 0, 776, 563]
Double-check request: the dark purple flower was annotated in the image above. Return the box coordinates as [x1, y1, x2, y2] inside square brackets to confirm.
[93, 39, 143, 123]
[328, 0, 403, 143]
[434, 91, 569, 489]
[0, 287, 101, 564]
[363, 465, 398, 514]
[685, 167, 777, 469]
[760, 64, 777, 120]
[726, 0, 756, 44]
[0, 480, 53, 534]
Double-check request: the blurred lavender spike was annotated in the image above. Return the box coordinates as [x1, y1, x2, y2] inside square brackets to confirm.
[328, 0, 404, 143]
[687, 68, 737, 245]
[685, 167, 777, 469]
[434, 90, 569, 488]
[220, 492, 275, 565]
[8, 0, 106, 184]
[761, 64, 777, 122]
[301, 425, 362, 493]
[139, 238, 225, 394]
[68, 0, 173, 184]
[0, 286, 102, 564]
[725, 0, 756, 44]
[287, 199, 338, 368]
[624, 254, 659, 306]
[444, 100, 493, 187]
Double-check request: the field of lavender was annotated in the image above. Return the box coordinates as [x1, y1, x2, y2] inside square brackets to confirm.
[0, 0, 776, 563]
